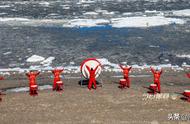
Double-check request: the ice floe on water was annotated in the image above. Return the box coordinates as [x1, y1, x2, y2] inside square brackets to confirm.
[122, 12, 133, 16]
[95, 9, 116, 15]
[63, 16, 185, 28]
[69, 62, 75, 65]
[0, 5, 11, 8]
[63, 19, 110, 28]
[40, 57, 55, 66]
[78, 0, 96, 4]
[58, 4, 71, 9]
[0, 12, 7, 15]
[39, 1, 50, 6]
[97, 58, 119, 68]
[0, 18, 30, 22]
[26, 55, 55, 67]
[83, 11, 99, 16]
[0, 71, 11, 75]
[182, 62, 190, 68]
[26, 55, 45, 63]
[111, 16, 185, 28]
[176, 54, 190, 59]
[3, 51, 12, 55]
[149, 45, 160, 48]
[0, 14, 186, 28]
[172, 9, 190, 17]
[97, 58, 121, 72]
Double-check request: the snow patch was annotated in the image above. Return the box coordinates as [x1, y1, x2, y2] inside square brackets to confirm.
[0, 68, 28, 74]
[7, 87, 29, 93]
[131, 64, 149, 69]
[6, 85, 52, 93]
[97, 58, 186, 71]
[64, 66, 80, 73]
[39, 85, 52, 90]
[112, 75, 151, 78]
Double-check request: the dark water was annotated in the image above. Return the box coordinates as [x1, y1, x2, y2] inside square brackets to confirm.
[0, 0, 190, 19]
[0, 24, 189, 68]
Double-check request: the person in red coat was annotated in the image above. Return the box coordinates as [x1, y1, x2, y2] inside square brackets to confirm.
[186, 73, 190, 78]
[0, 91, 5, 102]
[86, 65, 100, 90]
[0, 76, 4, 80]
[0, 77, 4, 101]
[26, 71, 40, 95]
[150, 67, 163, 93]
[0, 92, 2, 101]
[119, 65, 132, 88]
[52, 68, 64, 90]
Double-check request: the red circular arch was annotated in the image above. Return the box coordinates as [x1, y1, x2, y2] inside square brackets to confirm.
[80, 58, 102, 78]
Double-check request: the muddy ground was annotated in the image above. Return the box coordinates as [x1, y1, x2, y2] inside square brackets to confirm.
[0, 71, 190, 124]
